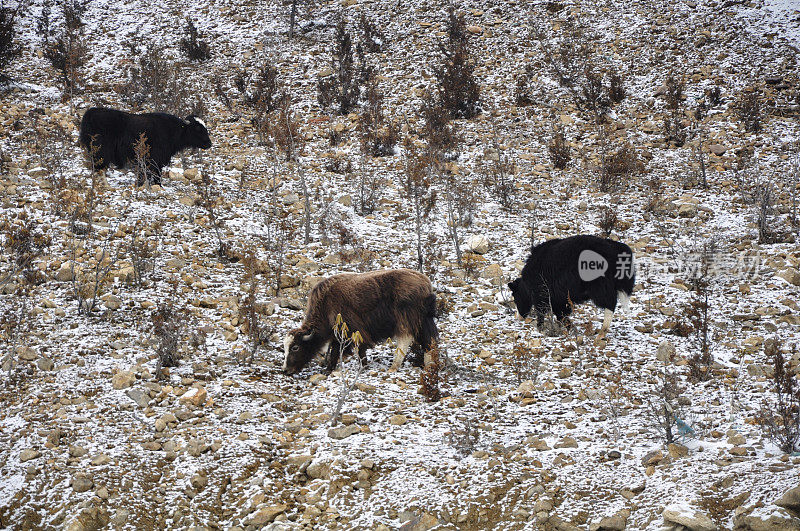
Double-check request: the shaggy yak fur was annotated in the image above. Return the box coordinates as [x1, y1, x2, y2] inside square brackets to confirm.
[283, 269, 438, 375]
[79, 107, 212, 185]
[508, 235, 635, 332]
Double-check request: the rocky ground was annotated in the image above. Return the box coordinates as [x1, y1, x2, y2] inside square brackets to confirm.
[1, 0, 800, 529]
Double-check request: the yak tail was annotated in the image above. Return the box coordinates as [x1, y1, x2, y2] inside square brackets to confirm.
[78, 124, 91, 149]
[420, 293, 439, 346]
[617, 290, 631, 312]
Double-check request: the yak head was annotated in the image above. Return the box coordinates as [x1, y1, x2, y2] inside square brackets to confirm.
[183, 116, 212, 149]
[508, 278, 533, 318]
[283, 325, 327, 375]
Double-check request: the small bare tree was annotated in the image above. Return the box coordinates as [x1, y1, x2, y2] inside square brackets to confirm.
[127, 220, 160, 288]
[329, 315, 364, 427]
[402, 137, 437, 271]
[435, 6, 480, 119]
[179, 18, 212, 61]
[238, 254, 269, 366]
[68, 228, 122, 316]
[686, 240, 715, 381]
[735, 89, 762, 133]
[131, 132, 156, 186]
[645, 361, 687, 445]
[194, 171, 231, 260]
[446, 416, 480, 455]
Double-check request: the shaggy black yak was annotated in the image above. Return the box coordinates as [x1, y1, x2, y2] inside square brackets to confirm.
[508, 235, 635, 333]
[79, 107, 211, 185]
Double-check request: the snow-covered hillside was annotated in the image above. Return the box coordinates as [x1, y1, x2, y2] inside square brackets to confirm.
[1, 0, 800, 529]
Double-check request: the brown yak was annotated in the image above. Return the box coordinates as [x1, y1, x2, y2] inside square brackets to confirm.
[283, 269, 438, 375]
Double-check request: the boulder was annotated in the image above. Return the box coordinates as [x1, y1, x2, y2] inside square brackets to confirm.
[466, 235, 490, 255]
[777, 486, 800, 517]
[179, 386, 207, 407]
[112, 370, 136, 390]
[735, 507, 800, 530]
[777, 268, 800, 287]
[663, 505, 716, 531]
[656, 340, 676, 362]
[249, 504, 287, 526]
[65, 508, 110, 531]
[19, 449, 41, 462]
[593, 515, 627, 530]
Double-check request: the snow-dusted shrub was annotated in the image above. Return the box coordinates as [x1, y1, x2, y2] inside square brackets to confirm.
[757, 338, 800, 454]
[0, 297, 28, 378]
[68, 228, 121, 316]
[735, 89, 762, 133]
[122, 43, 204, 117]
[259, 98, 303, 161]
[548, 126, 571, 170]
[662, 75, 687, 147]
[38, 1, 88, 96]
[597, 138, 643, 193]
[514, 65, 536, 106]
[420, 90, 460, 159]
[358, 77, 398, 158]
[0, 3, 22, 83]
[446, 416, 480, 455]
[532, 17, 591, 89]
[685, 240, 715, 382]
[508, 340, 543, 387]
[235, 62, 288, 127]
[434, 7, 480, 119]
[317, 14, 364, 115]
[705, 85, 723, 107]
[126, 220, 159, 289]
[152, 297, 189, 376]
[419, 341, 443, 402]
[480, 124, 515, 211]
[179, 18, 211, 62]
[581, 65, 609, 123]
[194, 170, 233, 261]
[664, 75, 684, 110]
[402, 135, 438, 272]
[354, 161, 385, 216]
[608, 69, 626, 104]
[597, 205, 618, 238]
[358, 12, 382, 53]
[1, 211, 51, 288]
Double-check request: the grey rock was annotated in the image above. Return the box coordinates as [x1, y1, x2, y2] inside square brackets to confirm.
[328, 424, 360, 440]
[71, 474, 94, 493]
[777, 486, 800, 517]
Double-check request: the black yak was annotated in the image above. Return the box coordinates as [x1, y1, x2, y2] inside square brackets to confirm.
[283, 269, 438, 375]
[79, 107, 211, 185]
[508, 235, 635, 333]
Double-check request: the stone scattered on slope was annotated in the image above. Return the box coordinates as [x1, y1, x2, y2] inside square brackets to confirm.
[662, 505, 716, 531]
[777, 486, 800, 517]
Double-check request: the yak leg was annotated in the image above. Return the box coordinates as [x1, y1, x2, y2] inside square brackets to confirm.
[389, 335, 413, 372]
[597, 308, 614, 339]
